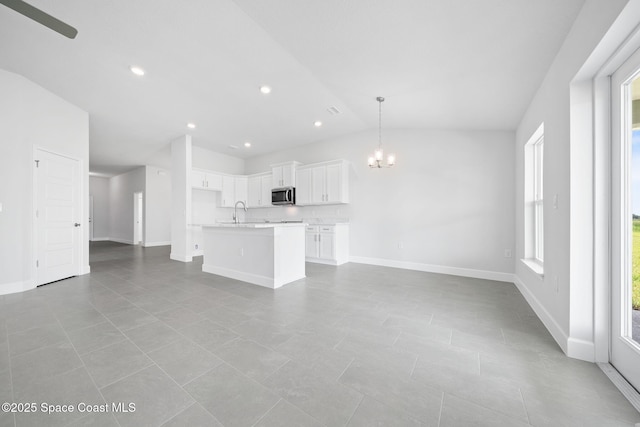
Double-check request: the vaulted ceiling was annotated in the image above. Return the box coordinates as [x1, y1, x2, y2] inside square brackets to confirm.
[0, 0, 585, 175]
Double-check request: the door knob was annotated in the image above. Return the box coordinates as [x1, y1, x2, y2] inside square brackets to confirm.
[74, 223, 81, 227]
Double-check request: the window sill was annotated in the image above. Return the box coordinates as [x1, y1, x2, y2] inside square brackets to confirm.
[521, 258, 544, 279]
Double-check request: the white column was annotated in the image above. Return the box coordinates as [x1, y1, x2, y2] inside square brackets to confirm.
[170, 135, 193, 262]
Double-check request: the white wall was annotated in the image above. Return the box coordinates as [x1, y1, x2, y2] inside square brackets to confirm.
[245, 129, 515, 279]
[89, 176, 110, 240]
[144, 165, 171, 246]
[0, 69, 89, 295]
[193, 145, 245, 175]
[514, 0, 630, 357]
[108, 167, 145, 244]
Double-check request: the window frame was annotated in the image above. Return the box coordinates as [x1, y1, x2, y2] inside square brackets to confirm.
[523, 123, 545, 276]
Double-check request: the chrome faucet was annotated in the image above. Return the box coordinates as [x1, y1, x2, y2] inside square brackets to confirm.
[233, 200, 247, 224]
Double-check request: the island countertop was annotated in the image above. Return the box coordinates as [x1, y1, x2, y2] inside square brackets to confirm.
[199, 222, 307, 229]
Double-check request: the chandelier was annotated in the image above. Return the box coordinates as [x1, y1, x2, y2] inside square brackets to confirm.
[368, 96, 395, 168]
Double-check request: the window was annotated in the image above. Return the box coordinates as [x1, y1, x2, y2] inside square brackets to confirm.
[524, 123, 544, 274]
[533, 136, 544, 262]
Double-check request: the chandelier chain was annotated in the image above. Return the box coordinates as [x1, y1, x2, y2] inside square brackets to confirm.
[378, 98, 382, 149]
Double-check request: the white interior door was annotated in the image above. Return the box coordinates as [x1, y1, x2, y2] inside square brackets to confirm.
[36, 149, 81, 285]
[133, 192, 143, 245]
[611, 45, 640, 392]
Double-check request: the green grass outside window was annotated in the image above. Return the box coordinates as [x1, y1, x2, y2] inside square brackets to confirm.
[632, 220, 640, 310]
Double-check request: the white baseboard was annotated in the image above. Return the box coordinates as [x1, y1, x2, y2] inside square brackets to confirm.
[170, 252, 193, 262]
[567, 337, 595, 362]
[349, 256, 515, 283]
[80, 265, 91, 275]
[143, 241, 171, 248]
[513, 275, 569, 355]
[109, 237, 134, 245]
[90, 237, 110, 242]
[306, 257, 339, 266]
[0, 280, 35, 296]
[202, 264, 304, 289]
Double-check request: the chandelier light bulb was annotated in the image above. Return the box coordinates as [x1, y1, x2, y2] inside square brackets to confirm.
[375, 148, 383, 161]
[387, 153, 395, 166]
[368, 156, 375, 167]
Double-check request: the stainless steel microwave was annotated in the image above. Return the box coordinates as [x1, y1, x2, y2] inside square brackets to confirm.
[272, 187, 295, 205]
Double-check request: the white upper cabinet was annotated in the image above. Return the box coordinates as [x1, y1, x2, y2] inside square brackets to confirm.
[272, 161, 300, 188]
[261, 174, 272, 207]
[193, 159, 345, 208]
[221, 175, 235, 207]
[295, 168, 312, 205]
[296, 160, 349, 205]
[325, 162, 344, 203]
[248, 175, 261, 207]
[311, 166, 326, 204]
[235, 176, 248, 206]
[248, 173, 273, 208]
[192, 169, 206, 189]
[192, 169, 222, 191]
[221, 175, 247, 207]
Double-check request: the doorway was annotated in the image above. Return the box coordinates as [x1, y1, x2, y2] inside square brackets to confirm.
[133, 191, 143, 245]
[35, 148, 82, 286]
[611, 45, 640, 392]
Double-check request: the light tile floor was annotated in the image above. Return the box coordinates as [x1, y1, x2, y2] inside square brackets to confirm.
[0, 241, 639, 426]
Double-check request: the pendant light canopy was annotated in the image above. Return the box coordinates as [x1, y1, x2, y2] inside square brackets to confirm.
[368, 96, 395, 168]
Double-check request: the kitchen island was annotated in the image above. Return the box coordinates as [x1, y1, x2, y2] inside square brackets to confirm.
[201, 223, 306, 289]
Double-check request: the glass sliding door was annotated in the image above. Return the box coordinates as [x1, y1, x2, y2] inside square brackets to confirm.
[611, 46, 640, 391]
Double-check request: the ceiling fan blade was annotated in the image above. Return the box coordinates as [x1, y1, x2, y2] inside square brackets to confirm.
[0, 0, 77, 39]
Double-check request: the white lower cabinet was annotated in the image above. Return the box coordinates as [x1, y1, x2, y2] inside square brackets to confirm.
[305, 224, 349, 265]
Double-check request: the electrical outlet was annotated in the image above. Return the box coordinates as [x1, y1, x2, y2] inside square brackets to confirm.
[240, 248, 244, 256]
[504, 249, 512, 258]
[398, 242, 403, 249]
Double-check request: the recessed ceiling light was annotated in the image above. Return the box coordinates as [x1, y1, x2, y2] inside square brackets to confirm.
[130, 66, 145, 76]
[244, 142, 251, 148]
[187, 122, 196, 129]
[259, 85, 271, 94]
[314, 121, 323, 127]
